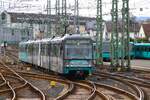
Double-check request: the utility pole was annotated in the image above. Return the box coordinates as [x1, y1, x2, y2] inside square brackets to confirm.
[111, 0, 119, 70]
[121, 0, 130, 70]
[47, 0, 51, 37]
[96, 0, 103, 66]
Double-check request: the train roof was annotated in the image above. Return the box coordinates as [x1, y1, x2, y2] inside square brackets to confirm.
[134, 43, 150, 46]
[19, 33, 93, 44]
[63, 34, 92, 40]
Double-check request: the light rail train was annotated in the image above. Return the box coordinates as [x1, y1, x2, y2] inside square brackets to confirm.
[19, 34, 95, 77]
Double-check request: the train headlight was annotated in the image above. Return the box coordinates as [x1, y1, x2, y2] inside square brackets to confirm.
[64, 61, 70, 67]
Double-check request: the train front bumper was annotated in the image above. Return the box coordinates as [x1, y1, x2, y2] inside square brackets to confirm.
[63, 66, 93, 75]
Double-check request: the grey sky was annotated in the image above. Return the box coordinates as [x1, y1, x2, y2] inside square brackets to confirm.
[0, 0, 150, 19]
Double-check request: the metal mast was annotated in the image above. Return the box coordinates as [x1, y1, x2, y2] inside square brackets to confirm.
[121, 0, 130, 70]
[61, 0, 67, 35]
[47, 0, 51, 37]
[96, 0, 103, 66]
[56, 0, 60, 15]
[74, 0, 79, 33]
[111, 0, 119, 70]
[55, 0, 61, 35]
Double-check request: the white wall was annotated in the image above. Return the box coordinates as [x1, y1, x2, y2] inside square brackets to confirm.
[138, 26, 146, 38]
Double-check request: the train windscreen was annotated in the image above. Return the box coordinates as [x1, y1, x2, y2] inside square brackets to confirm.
[65, 40, 92, 59]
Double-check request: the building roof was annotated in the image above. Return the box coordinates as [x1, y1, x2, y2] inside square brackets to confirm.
[106, 21, 140, 33]
[142, 24, 150, 37]
[1, 11, 96, 25]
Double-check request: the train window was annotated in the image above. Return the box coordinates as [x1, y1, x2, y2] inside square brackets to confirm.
[44, 44, 47, 56]
[139, 46, 142, 51]
[54, 45, 58, 57]
[146, 47, 149, 52]
[46, 44, 50, 56]
[25, 45, 27, 52]
[45, 44, 47, 55]
[145, 47, 148, 52]
[33, 44, 36, 56]
[136, 47, 139, 51]
[147, 47, 149, 52]
[144, 47, 146, 51]
[51, 44, 55, 57]
[141, 47, 144, 51]
[35, 44, 38, 55]
[41, 44, 45, 55]
[28, 44, 31, 54]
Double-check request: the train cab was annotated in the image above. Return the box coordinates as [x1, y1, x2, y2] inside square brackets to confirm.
[63, 35, 94, 77]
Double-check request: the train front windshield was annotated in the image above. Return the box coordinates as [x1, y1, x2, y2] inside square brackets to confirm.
[65, 40, 92, 59]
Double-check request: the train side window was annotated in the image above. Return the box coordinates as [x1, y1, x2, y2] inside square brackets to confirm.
[144, 47, 146, 52]
[136, 47, 139, 51]
[145, 47, 148, 52]
[44, 44, 47, 55]
[147, 47, 149, 52]
[25, 45, 27, 52]
[60, 45, 63, 55]
[35, 44, 38, 54]
[147, 47, 150, 52]
[142, 47, 144, 51]
[51, 44, 54, 57]
[41, 43, 44, 55]
[54, 45, 58, 57]
[29, 44, 32, 54]
[146, 47, 149, 52]
[141, 47, 144, 51]
[139, 47, 142, 51]
[45, 44, 48, 56]
[47, 43, 50, 56]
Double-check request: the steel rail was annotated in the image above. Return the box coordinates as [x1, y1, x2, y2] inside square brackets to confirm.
[16, 71, 109, 100]
[94, 82, 139, 100]
[94, 72, 145, 100]
[55, 82, 75, 100]
[4, 70, 77, 100]
[0, 73, 16, 100]
[98, 71, 150, 87]
[7, 82, 16, 100]
[0, 60, 46, 100]
[76, 80, 109, 100]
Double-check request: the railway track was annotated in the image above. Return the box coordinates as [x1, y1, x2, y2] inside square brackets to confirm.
[7, 70, 142, 100]
[6, 71, 109, 100]
[88, 75, 140, 100]
[4, 48, 150, 100]
[94, 71, 150, 100]
[0, 60, 45, 100]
